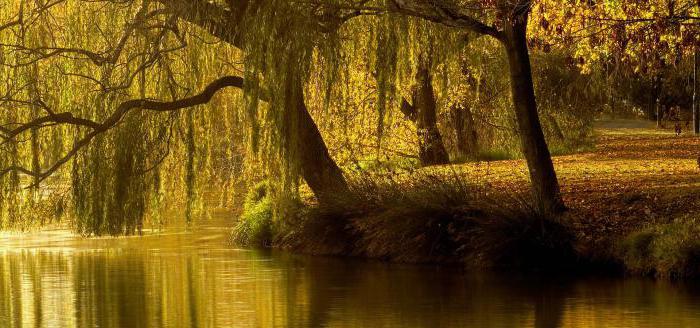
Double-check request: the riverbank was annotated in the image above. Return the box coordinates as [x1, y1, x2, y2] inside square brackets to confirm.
[233, 120, 700, 278]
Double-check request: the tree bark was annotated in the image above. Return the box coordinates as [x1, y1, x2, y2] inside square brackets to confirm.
[288, 79, 349, 201]
[404, 63, 450, 166]
[451, 104, 478, 159]
[501, 15, 565, 214]
[694, 44, 699, 134]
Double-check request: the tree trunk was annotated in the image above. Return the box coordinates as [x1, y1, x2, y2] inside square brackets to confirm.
[694, 45, 699, 134]
[501, 15, 565, 214]
[289, 80, 349, 201]
[649, 75, 661, 125]
[412, 63, 450, 166]
[544, 112, 565, 142]
[451, 104, 479, 159]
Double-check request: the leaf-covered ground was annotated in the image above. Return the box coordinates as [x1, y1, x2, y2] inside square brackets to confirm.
[448, 120, 700, 244]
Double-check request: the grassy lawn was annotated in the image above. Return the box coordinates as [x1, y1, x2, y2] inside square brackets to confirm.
[441, 119, 700, 244]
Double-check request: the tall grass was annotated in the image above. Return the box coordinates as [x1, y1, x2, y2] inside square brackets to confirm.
[236, 172, 580, 269]
[621, 218, 700, 279]
[231, 181, 275, 247]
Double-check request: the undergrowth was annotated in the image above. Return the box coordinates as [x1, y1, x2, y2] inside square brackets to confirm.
[231, 181, 275, 247]
[621, 217, 700, 279]
[234, 172, 580, 270]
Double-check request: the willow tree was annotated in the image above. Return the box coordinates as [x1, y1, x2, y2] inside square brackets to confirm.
[160, 0, 357, 201]
[372, 14, 483, 166]
[391, 24, 454, 167]
[1, 0, 568, 235]
[0, 0, 365, 233]
[399, 56, 450, 166]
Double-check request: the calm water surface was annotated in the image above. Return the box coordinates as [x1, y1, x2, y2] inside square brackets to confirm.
[2, 224, 700, 328]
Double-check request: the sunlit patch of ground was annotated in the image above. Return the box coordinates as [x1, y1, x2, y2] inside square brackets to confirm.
[438, 119, 700, 244]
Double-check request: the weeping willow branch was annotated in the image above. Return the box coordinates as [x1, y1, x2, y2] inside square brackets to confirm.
[386, 0, 504, 40]
[161, 0, 369, 48]
[159, 0, 245, 47]
[0, 75, 262, 187]
[1, 5, 167, 67]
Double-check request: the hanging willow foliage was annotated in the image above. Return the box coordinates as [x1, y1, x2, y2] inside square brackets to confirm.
[0, 0, 366, 233]
[0, 1, 249, 234]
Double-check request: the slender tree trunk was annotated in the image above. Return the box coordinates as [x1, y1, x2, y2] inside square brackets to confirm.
[650, 75, 661, 125]
[451, 104, 479, 159]
[412, 63, 450, 166]
[289, 80, 348, 201]
[656, 97, 662, 128]
[544, 112, 565, 142]
[501, 15, 565, 214]
[694, 45, 699, 134]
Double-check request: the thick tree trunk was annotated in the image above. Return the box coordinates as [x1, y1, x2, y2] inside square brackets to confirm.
[502, 16, 565, 214]
[410, 63, 450, 166]
[451, 104, 479, 159]
[289, 80, 349, 201]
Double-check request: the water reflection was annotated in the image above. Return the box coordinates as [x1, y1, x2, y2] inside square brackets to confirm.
[1, 229, 700, 327]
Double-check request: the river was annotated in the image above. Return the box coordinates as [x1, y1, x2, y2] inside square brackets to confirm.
[2, 222, 700, 328]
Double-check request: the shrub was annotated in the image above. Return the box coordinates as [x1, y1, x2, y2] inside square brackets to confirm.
[466, 200, 578, 269]
[231, 181, 275, 247]
[476, 149, 516, 162]
[621, 218, 700, 278]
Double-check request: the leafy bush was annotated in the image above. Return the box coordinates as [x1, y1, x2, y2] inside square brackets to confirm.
[476, 149, 516, 162]
[621, 218, 700, 278]
[231, 181, 275, 247]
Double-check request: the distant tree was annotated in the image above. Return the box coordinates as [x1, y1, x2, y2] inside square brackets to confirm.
[399, 54, 451, 166]
[531, 0, 700, 130]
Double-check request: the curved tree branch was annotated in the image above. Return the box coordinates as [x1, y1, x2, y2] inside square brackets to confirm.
[0, 75, 262, 187]
[159, 0, 245, 47]
[387, 0, 504, 40]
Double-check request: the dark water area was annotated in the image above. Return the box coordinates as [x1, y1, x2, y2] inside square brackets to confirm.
[1, 225, 700, 328]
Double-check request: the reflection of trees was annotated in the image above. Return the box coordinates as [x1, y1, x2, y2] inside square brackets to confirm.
[292, 260, 537, 327]
[187, 257, 199, 328]
[530, 278, 571, 328]
[5, 249, 700, 327]
[72, 251, 148, 328]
